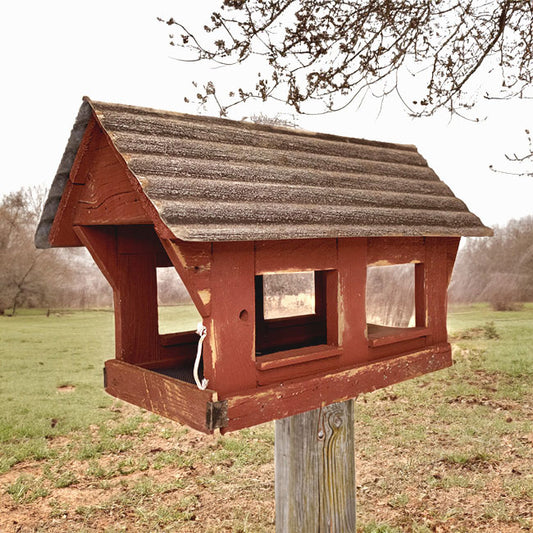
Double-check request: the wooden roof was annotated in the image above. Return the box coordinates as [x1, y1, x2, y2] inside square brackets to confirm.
[36, 97, 492, 247]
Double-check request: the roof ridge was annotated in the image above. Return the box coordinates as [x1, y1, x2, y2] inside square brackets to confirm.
[85, 96, 420, 154]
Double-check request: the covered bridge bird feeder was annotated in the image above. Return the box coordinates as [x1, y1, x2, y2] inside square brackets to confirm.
[36, 98, 492, 434]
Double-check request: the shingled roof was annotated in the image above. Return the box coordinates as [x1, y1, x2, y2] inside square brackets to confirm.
[36, 97, 492, 247]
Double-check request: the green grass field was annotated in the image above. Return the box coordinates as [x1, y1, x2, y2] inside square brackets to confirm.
[0, 304, 532, 532]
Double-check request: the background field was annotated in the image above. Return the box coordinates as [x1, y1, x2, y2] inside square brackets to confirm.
[1, 304, 532, 532]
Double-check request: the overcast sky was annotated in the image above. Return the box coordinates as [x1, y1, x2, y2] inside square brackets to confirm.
[2, 1, 532, 229]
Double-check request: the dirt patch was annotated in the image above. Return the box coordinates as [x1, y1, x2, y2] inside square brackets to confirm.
[56, 385, 76, 393]
[2, 378, 532, 532]
[2, 416, 532, 532]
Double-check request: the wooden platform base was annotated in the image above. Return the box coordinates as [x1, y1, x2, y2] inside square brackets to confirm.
[104, 344, 452, 434]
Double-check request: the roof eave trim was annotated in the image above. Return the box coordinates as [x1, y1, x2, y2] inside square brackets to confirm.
[35, 100, 93, 249]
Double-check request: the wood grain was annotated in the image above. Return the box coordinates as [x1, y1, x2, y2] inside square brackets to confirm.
[275, 401, 356, 533]
[425, 238, 449, 345]
[105, 359, 216, 433]
[206, 241, 257, 394]
[337, 238, 368, 366]
[255, 239, 337, 274]
[367, 236, 425, 266]
[223, 344, 452, 433]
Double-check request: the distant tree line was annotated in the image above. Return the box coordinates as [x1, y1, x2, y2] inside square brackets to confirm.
[0, 187, 111, 315]
[1, 187, 531, 315]
[450, 215, 533, 310]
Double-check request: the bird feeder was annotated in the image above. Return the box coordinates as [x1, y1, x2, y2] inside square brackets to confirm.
[36, 98, 492, 434]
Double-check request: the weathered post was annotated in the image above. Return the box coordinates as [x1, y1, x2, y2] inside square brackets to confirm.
[275, 400, 356, 533]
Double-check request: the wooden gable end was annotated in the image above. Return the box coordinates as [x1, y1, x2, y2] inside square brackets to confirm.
[48, 116, 157, 248]
[46, 115, 214, 318]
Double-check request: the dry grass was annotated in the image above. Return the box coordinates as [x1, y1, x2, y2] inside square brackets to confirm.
[1, 305, 532, 532]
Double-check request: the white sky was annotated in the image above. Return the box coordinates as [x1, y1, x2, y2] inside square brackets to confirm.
[2, 1, 532, 229]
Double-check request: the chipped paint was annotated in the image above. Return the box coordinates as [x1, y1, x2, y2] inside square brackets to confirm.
[198, 289, 211, 306]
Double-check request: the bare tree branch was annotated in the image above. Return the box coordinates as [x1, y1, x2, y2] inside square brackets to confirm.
[490, 128, 533, 177]
[161, 0, 533, 118]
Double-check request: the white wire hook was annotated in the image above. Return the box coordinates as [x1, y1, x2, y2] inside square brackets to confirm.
[194, 322, 209, 390]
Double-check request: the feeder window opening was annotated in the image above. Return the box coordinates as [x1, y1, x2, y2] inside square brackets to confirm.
[366, 263, 428, 345]
[157, 267, 201, 335]
[262, 272, 316, 320]
[255, 270, 338, 358]
[149, 266, 205, 386]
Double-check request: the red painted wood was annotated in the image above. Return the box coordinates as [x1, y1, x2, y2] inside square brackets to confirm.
[367, 237, 425, 266]
[314, 270, 327, 323]
[51, 121, 153, 247]
[50, 113, 175, 248]
[256, 344, 341, 371]
[256, 315, 327, 354]
[105, 359, 215, 433]
[415, 262, 426, 328]
[256, 353, 342, 386]
[73, 225, 124, 359]
[255, 239, 337, 274]
[49, 118, 100, 247]
[73, 153, 149, 225]
[116, 226, 167, 255]
[159, 331, 198, 347]
[139, 356, 194, 371]
[75, 225, 166, 365]
[70, 204, 459, 432]
[89, 113, 176, 241]
[222, 344, 452, 433]
[114, 251, 159, 364]
[158, 335, 198, 365]
[368, 337, 427, 360]
[367, 324, 430, 347]
[424, 238, 449, 345]
[325, 269, 339, 346]
[446, 237, 461, 284]
[206, 241, 257, 395]
[74, 226, 119, 290]
[48, 109, 464, 434]
[160, 239, 212, 317]
[337, 238, 368, 365]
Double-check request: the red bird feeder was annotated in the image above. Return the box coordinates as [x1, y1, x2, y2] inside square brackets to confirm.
[36, 98, 492, 434]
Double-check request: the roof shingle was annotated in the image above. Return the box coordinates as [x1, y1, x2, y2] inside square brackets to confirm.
[36, 97, 492, 247]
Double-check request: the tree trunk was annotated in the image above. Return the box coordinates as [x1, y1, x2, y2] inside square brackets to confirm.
[275, 400, 356, 532]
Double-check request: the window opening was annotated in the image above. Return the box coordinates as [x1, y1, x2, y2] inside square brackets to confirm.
[256, 270, 335, 357]
[152, 266, 204, 386]
[366, 263, 427, 346]
[263, 272, 316, 319]
[157, 267, 201, 334]
[366, 264, 416, 328]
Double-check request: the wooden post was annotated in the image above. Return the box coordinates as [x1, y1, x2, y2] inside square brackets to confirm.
[275, 400, 356, 533]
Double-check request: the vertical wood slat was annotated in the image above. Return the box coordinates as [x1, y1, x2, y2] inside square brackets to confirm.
[338, 238, 367, 365]
[115, 252, 159, 364]
[75, 225, 161, 364]
[325, 269, 339, 346]
[425, 237, 449, 345]
[275, 400, 356, 533]
[207, 241, 257, 394]
[415, 262, 426, 328]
